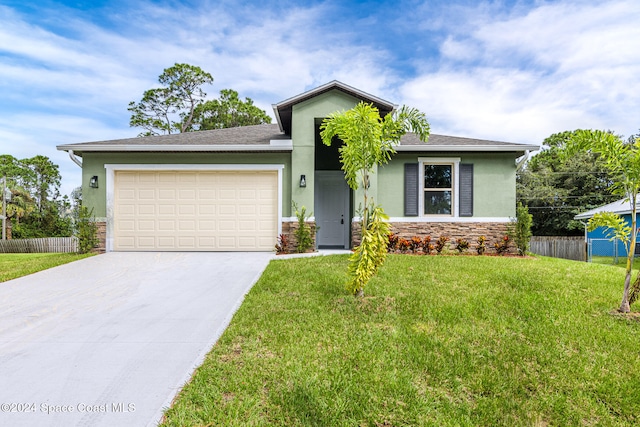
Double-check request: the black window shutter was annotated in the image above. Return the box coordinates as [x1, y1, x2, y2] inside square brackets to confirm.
[404, 163, 419, 216]
[459, 163, 473, 217]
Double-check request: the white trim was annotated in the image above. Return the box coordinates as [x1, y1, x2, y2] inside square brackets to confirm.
[282, 216, 316, 222]
[270, 139, 292, 146]
[59, 143, 293, 152]
[103, 164, 285, 252]
[388, 217, 511, 223]
[397, 144, 538, 152]
[418, 157, 460, 218]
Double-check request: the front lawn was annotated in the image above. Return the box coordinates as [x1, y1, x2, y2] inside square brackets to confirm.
[162, 255, 640, 426]
[0, 252, 94, 282]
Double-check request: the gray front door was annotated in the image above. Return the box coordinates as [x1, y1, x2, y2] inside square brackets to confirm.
[315, 171, 350, 248]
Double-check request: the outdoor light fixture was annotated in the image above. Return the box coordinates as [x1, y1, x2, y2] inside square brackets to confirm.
[299, 174, 306, 188]
[89, 176, 99, 188]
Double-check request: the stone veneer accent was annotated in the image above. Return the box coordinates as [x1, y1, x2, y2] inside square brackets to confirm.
[280, 221, 317, 253]
[351, 221, 514, 254]
[94, 221, 107, 253]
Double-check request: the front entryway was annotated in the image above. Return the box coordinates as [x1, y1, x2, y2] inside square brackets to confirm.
[315, 170, 350, 248]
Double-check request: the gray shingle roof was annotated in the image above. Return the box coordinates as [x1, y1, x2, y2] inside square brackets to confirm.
[63, 124, 288, 147]
[57, 123, 537, 154]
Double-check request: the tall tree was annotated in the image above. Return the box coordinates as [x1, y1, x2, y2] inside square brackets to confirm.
[517, 131, 615, 235]
[321, 102, 430, 296]
[569, 130, 640, 313]
[20, 155, 62, 213]
[128, 63, 214, 136]
[193, 89, 271, 130]
[128, 64, 270, 136]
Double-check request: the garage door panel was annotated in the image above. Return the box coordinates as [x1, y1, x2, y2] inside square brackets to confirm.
[158, 205, 176, 216]
[179, 204, 196, 215]
[114, 170, 278, 251]
[158, 173, 176, 183]
[119, 189, 136, 200]
[158, 220, 175, 231]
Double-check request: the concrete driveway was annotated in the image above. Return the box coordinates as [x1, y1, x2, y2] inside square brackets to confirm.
[0, 252, 273, 427]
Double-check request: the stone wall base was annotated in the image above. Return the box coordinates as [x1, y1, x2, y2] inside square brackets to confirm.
[94, 221, 106, 253]
[352, 221, 514, 254]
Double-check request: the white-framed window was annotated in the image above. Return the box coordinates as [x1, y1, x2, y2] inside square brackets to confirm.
[418, 157, 460, 217]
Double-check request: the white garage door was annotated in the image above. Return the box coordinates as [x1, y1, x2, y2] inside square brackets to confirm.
[113, 170, 278, 251]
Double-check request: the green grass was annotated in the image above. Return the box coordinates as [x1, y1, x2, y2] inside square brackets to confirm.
[161, 255, 640, 426]
[592, 255, 640, 270]
[0, 252, 94, 282]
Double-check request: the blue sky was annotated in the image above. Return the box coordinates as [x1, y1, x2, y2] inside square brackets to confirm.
[1, 0, 639, 195]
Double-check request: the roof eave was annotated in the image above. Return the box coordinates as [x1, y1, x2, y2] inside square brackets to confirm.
[56, 141, 293, 153]
[395, 144, 540, 152]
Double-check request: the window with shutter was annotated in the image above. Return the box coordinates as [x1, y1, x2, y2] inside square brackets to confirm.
[404, 157, 473, 218]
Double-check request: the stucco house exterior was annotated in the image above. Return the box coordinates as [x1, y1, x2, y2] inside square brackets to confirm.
[574, 198, 640, 257]
[57, 81, 537, 252]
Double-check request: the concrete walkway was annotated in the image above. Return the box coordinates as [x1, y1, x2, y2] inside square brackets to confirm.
[0, 252, 273, 427]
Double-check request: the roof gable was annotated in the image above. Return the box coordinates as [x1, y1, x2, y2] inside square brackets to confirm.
[272, 80, 396, 135]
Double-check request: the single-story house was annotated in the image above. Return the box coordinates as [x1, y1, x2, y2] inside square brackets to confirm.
[57, 81, 538, 252]
[574, 198, 640, 257]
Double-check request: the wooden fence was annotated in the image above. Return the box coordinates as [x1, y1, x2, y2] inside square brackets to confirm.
[0, 237, 78, 253]
[529, 236, 586, 262]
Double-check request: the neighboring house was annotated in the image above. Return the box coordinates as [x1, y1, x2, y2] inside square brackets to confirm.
[574, 199, 640, 257]
[57, 81, 537, 252]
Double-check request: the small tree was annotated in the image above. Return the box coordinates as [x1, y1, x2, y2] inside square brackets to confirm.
[570, 130, 640, 313]
[320, 102, 429, 296]
[513, 202, 533, 256]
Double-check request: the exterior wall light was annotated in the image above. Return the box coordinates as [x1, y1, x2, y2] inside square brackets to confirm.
[89, 176, 99, 188]
[299, 174, 306, 188]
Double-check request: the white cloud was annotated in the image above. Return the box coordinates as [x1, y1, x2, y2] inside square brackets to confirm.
[403, 0, 640, 144]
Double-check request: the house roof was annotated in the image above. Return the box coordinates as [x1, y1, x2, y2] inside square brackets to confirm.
[57, 124, 293, 155]
[397, 133, 537, 152]
[272, 80, 396, 135]
[57, 122, 537, 155]
[574, 199, 640, 220]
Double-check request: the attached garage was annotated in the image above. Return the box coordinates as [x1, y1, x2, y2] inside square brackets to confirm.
[106, 165, 283, 252]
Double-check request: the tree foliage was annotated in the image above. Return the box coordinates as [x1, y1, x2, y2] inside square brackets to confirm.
[517, 131, 615, 235]
[569, 130, 640, 313]
[193, 89, 271, 130]
[320, 102, 430, 296]
[128, 64, 270, 136]
[0, 154, 72, 238]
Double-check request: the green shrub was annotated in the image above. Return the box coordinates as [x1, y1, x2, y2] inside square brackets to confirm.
[75, 206, 98, 254]
[513, 203, 533, 256]
[292, 202, 314, 253]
